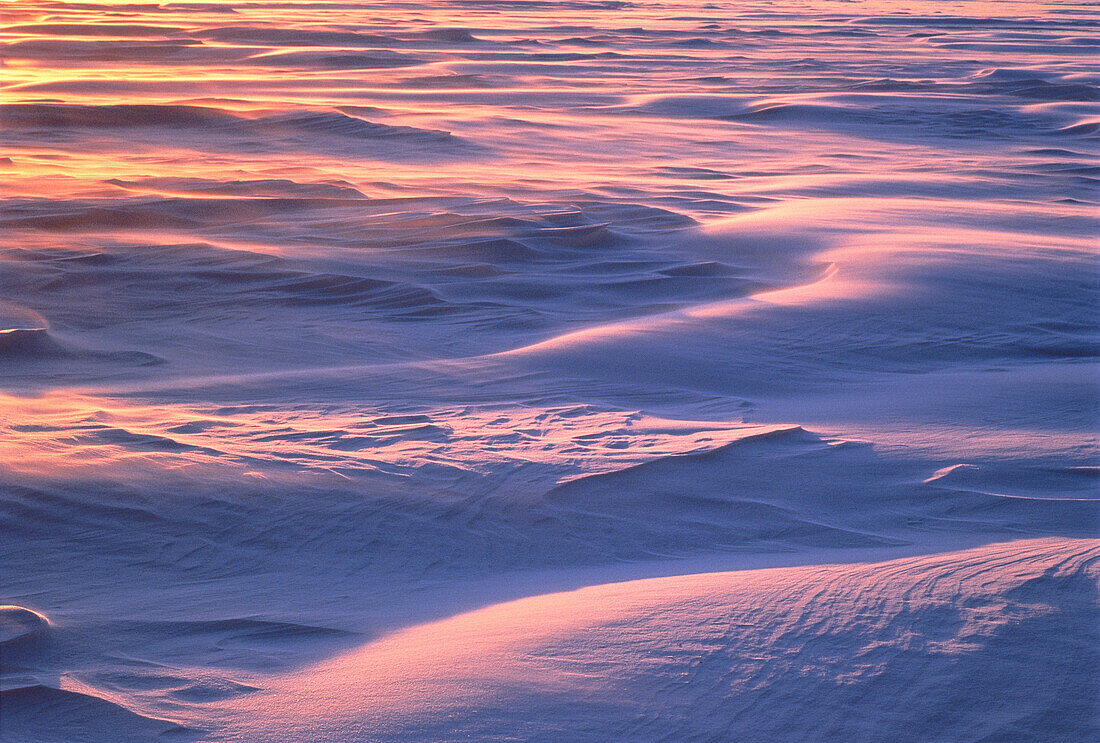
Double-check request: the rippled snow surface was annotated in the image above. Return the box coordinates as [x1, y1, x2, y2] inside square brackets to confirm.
[1, 2, 1098, 741]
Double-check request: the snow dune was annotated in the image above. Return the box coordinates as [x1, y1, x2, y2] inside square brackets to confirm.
[220, 539, 1100, 742]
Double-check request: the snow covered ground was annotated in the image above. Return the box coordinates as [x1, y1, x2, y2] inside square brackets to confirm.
[1, 1, 1097, 740]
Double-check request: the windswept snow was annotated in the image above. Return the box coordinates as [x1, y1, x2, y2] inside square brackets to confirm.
[1, 1, 1097, 740]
